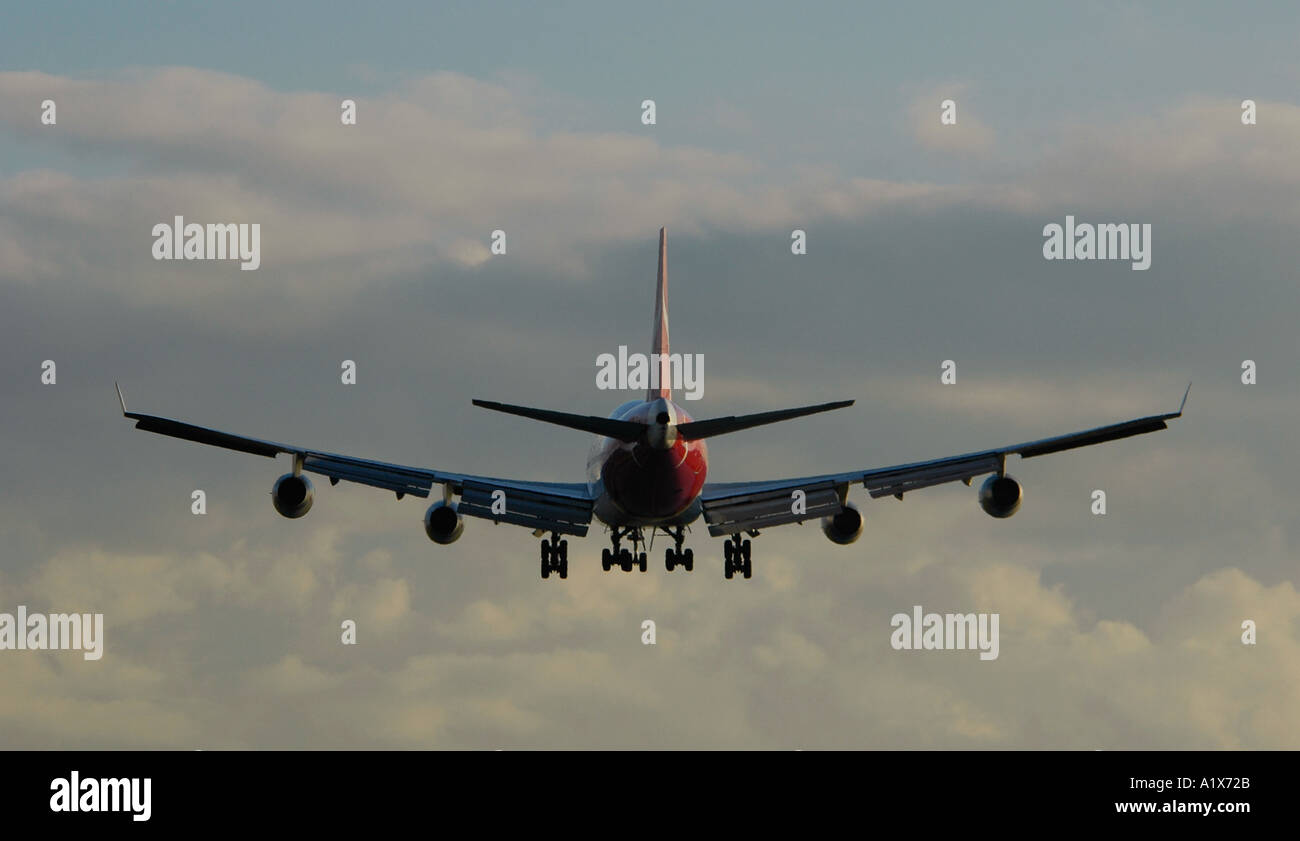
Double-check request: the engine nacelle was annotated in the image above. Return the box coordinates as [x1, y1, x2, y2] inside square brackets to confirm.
[424, 500, 465, 545]
[821, 501, 863, 545]
[979, 474, 1022, 518]
[271, 473, 314, 519]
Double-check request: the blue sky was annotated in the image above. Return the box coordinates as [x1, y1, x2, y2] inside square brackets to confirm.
[5, 1, 1298, 178]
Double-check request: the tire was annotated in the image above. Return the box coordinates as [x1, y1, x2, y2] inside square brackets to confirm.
[559, 556, 568, 579]
[665, 548, 675, 571]
[559, 540, 568, 562]
[638, 553, 647, 572]
[683, 548, 694, 571]
[621, 550, 633, 572]
[724, 542, 734, 563]
[602, 549, 611, 571]
[743, 557, 752, 579]
[742, 539, 752, 561]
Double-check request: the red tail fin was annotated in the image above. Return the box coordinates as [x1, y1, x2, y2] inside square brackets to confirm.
[648, 227, 671, 401]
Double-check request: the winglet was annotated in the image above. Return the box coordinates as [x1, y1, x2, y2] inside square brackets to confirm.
[1178, 382, 1191, 415]
[115, 382, 127, 415]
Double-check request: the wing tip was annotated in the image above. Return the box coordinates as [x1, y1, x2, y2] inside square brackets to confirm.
[115, 381, 126, 415]
[1178, 381, 1191, 415]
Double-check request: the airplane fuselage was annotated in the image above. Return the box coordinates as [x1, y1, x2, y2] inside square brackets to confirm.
[587, 397, 708, 527]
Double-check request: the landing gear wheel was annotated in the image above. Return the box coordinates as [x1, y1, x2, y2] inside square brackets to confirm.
[620, 549, 633, 572]
[541, 541, 551, 579]
[724, 536, 753, 580]
[663, 526, 692, 573]
[602, 548, 612, 571]
[638, 552, 647, 572]
[558, 540, 569, 579]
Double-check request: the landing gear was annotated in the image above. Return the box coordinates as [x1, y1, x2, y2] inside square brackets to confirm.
[602, 527, 649, 574]
[663, 525, 694, 572]
[664, 547, 695, 571]
[540, 533, 568, 580]
[723, 534, 752, 580]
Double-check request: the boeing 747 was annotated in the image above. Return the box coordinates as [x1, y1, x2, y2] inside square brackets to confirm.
[119, 229, 1187, 580]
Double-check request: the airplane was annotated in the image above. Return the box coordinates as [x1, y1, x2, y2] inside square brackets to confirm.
[118, 228, 1188, 581]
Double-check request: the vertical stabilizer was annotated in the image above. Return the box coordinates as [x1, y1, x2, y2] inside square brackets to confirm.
[648, 227, 671, 401]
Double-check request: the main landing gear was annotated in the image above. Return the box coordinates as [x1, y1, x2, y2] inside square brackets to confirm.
[723, 533, 752, 580]
[602, 527, 648, 573]
[540, 532, 568, 579]
[663, 525, 694, 572]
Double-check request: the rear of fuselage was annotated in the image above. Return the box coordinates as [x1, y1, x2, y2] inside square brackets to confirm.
[587, 398, 707, 527]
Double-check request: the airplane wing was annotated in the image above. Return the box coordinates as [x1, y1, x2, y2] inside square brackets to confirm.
[698, 386, 1189, 537]
[116, 385, 594, 536]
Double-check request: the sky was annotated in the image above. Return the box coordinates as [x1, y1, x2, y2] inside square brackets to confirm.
[0, 1, 1298, 748]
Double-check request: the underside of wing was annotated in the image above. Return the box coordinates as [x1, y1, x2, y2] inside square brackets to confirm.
[699, 479, 844, 537]
[701, 387, 1188, 534]
[119, 386, 594, 536]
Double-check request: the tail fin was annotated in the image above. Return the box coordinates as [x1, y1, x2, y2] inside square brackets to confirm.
[648, 227, 671, 402]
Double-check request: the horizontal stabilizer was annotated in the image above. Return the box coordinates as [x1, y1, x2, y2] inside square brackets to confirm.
[676, 400, 854, 441]
[472, 399, 645, 442]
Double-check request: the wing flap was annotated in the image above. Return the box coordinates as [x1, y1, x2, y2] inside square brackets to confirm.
[458, 481, 593, 537]
[302, 454, 435, 498]
[701, 479, 842, 537]
[863, 453, 1001, 499]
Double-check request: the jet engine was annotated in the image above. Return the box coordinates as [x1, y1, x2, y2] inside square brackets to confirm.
[978, 474, 1022, 518]
[821, 501, 864, 545]
[271, 473, 314, 519]
[424, 500, 465, 544]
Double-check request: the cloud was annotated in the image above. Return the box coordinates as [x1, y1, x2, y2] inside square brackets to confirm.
[1, 66, 1298, 748]
[908, 84, 995, 154]
[0, 68, 1032, 332]
[1028, 97, 1300, 223]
